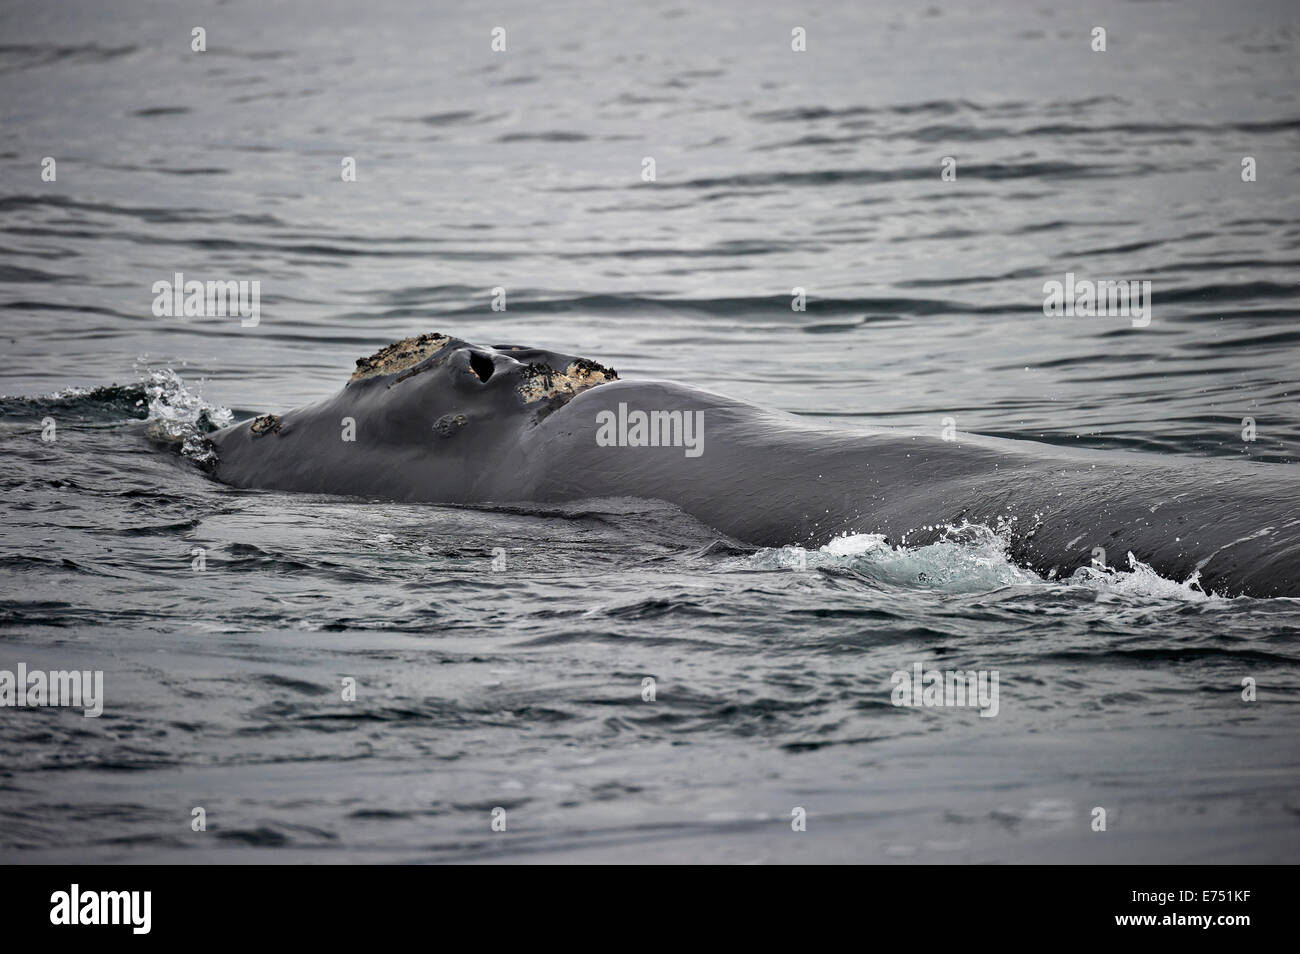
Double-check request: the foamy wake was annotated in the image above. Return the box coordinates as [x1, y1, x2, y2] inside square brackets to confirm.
[751, 524, 1219, 600]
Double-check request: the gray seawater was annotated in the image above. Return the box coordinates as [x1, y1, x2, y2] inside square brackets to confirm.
[2, 0, 1299, 863]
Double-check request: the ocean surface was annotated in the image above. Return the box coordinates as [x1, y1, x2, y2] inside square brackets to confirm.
[1, 0, 1299, 863]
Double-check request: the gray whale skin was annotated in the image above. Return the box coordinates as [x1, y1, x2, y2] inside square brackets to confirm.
[208, 333, 1300, 598]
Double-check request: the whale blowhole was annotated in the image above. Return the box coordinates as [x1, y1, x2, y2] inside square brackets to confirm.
[469, 351, 495, 383]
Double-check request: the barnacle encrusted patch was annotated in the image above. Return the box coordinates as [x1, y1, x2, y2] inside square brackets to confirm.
[434, 413, 467, 437]
[351, 333, 450, 381]
[517, 358, 617, 403]
[249, 414, 281, 436]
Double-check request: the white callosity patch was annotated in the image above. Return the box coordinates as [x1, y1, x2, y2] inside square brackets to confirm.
[350, 333, 450, 382]
[516, 361, 616, 404]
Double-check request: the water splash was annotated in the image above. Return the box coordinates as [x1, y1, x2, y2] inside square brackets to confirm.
[3, 369, 232, 466]
[137, 368, 232, 465]
[753, 524, 1039, 593]
[1065, 552, 1217, 601]
[753, 524, 1220, 600]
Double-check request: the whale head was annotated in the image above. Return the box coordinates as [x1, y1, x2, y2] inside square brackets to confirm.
[208, 333, 618, 499]
[344, 333, 618, 434]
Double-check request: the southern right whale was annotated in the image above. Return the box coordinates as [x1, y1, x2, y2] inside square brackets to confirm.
[208, 333, 1300, 598]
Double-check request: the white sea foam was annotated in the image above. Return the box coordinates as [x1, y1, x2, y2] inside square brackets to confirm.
[138, 368, 233, 464]
[753, 524, 1220, 600]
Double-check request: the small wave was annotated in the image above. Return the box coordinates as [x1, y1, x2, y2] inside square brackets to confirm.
[1063, 556, 1215, 601]
[496, 131, 590, 143]
[432, 291, 1008, 318]
[0, 42, 137, 74]
[651, 161, 1163, 192]
[1, 369, 231, 465]
[753, 526, 1039, 593]
[752, 525, 1218, 600]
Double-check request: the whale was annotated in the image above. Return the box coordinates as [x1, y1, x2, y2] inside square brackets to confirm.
[207, 333, 1300, 598]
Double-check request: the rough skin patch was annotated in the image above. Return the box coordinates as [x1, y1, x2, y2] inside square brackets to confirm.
[434, 413, 467, 437]
[351, 333, 450, 381]
[249, 414, 281, 436]
[518, 359, 617, 403]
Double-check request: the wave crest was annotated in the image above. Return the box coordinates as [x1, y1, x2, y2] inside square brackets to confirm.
[753, 524, 1219, 600]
